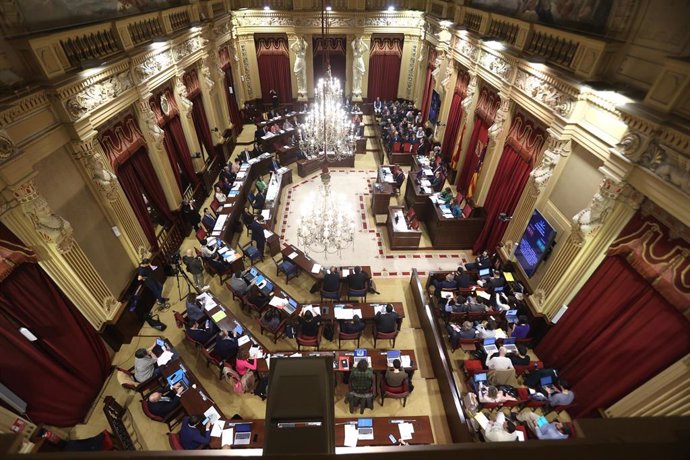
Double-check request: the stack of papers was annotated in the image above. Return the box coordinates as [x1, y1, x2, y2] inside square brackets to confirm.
[204, 406, 221, 424]
[420, 179, 431, 187]
[372, 304, 387, 315]
[261, 209, 271, 220]
[341, 269, 350, 277]
[214, 215, 228, 232]
[238, 336, 250, 346]
[392, 211, 409, 232]
[287, 251, 298, 259]
[268, 296, 288, 307]
[211, 310, 227, 322]
[156, 350, 174, 366]
[400, 355, 412, 368]
[301, 305, 318, 315]
[264, 229, 273, 238]
[311, 263, 322, 274]
[477, 290, 491, 300]
[221, 428, 234, 447]
[334, 308, 354, 320]
[211, 420, 225, 437]
[344, 425, 358, 447]
[398, 423, 415, 440]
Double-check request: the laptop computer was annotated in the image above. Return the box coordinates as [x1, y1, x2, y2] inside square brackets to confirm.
[540, 376, 554, 387]
[503, 337, 518, 353]
[358, 418, 374, 440]
[536, 416, 549, 428]
[440, 290, 455, 299]
[354, 348, 367, 358]
[260, 280, 274, 296]
[474, 372, 487, 383]
[494, 285, 504, 293]
[166, 369, 190, 389]
[233, 423, 252, 445]
[284, 297, 298, 314]
[386, 350, 401, 367]
[479, 268, 491, 278]
[506, 309, 518, 323]
[483, 338, 498, 356]
[353, 356, 372, 367]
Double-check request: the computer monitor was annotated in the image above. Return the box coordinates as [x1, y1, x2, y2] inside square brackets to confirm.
[474, 372, 487, 382]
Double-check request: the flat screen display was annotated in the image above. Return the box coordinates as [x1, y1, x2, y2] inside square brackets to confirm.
[515, 210, 557, 278]
[428, 90, 441, 124]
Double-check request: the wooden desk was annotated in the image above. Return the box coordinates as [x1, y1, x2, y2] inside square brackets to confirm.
[425, 201, 486, 249]
[355, 137, 366, 153]
[403, 175, 434, 221]
[198, 292, 271, 352]
[298, 301, 405, 322]
[210, 416, 433, 449]
[387, 206, 421, 249]
[297, 155, 355, 178]
[259, 172, 289, 231]
[256, 349, 418, 374]
[371, 166, 397, 216]
[388, 150, 414, 166]
[256, 111, 306, 129]
[281, 244, 371, 281]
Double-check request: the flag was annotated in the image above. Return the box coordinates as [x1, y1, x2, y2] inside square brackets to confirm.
[467, 140, 487, 199]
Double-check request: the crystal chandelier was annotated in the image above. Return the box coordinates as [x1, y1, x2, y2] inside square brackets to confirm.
[296, 171, 355, 258]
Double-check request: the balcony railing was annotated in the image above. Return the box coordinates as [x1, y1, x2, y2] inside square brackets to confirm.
[60, 27, 121, 69]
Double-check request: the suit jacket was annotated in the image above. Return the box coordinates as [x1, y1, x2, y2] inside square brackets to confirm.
[322, 272, 340, 292]
[148, 391, 180, 418]
[347, 271, 370, 290]
[456, 272, 473, 288]
[253, 193, 265, 210]
[215, 336, 239, 362]
[340, 320, 365, 334]
[394, 172, 405, 189]
[180, 418, 211, 450]
[375, 311, 400, 334]
[202, 214, 217, 232]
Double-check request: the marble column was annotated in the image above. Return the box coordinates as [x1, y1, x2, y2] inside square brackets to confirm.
[453, 72, 479, 188]
[204, 49, 233, 136]
[133, 96, 182, 209]
[172, 74, 201, 168]
[473, 91, 512, 205]
[69, 136, 148, 261]
[5, 178, 120, 329]
[531, 175, 644, 318]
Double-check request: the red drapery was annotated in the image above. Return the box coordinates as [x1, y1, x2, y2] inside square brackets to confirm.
[255, 36, 292, 103]
[420, 48, 436, 122]
[223, 67, 242, 136]
[441, 71, 470, 163]
[313, 37, 346, 84]
[116, 147, 174, 247]
[190, 93, 216, 158]
[536, 256, 690, 418]
[472, 113, 546, 253]
[0, 225, 110, 426]
[367, 36, 403, 101]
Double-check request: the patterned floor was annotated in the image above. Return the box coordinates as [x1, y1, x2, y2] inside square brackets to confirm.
[276, 169, 472, 277]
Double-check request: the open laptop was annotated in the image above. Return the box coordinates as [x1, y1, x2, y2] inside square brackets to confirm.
[284, 297, 298, 314]
[353, 356, 372, 367]
[482, 338, 498, 356]
[440, 290, 455, 299]
[503, 337, 518, 353]
[540, 376, 554, 388]
[233, 423, 252, 445]
[506, 309, 518, 324]
[478, 267, 491, 279]
[386, 350, 401, 367]
[474, 372, 487, 383]
[358, 418, 374, 440]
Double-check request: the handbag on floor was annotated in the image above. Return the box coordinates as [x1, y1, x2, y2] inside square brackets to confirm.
[145, 313, 167, 331]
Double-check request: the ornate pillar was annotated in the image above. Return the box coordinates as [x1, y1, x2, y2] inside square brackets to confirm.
[531, 175, 644, 318]
[501, 132, 572, 255]
[5, 178, 120, 330]
[453, 72, 479, 186]
[204, 48, 233, 136]
[69, 136, 148, 261]
[236, 34, 259, 103]
[435, 53, 457, 144]
[172, 74, 200, 166]
[473, 91, 512, 205]
[400, 34, 422, 102]
[133, 97, 182, 209]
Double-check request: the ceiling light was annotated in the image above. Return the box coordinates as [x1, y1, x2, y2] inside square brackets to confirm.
[388, 6, 395, 12]
[264, 5, 270, 10]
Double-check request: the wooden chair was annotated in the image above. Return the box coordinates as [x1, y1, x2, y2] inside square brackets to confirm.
[259, 316, 290, 344]
[195, 228, 207, 243]
[241, 241, 264, 264]
[272, 256, 299, 284]
[296, 324, 323, 351]
[140, 398, 183, 431]
[373, 323, 399, 348]
[115, 367, 159, 395]
[380, 377, 411, 407]
[337, 322, 363, 348]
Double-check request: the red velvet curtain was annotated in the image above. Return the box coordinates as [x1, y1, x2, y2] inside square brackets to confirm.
[256, 37, 292, 104]
[536, 256, 690, 418]
[420, 67, 434, 122]
[313, 37, 346, 84]
[472, 145, 532, 253]
[116, 147, 174, 247]
[223, 66, 242, 135]
[441, 92, 464, 163]
[162, 116, 198, 193]
[0, 226, 110, 426]
[190, 93, 215, 158]
[457, 117, 488, 196]
[367, 37, 403, 101]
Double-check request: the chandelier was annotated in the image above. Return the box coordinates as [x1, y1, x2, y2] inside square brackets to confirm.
[296, 171, 355, 258]
[297, 2, 356, 162]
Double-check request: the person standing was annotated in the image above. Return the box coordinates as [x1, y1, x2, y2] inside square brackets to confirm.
[180, 200, 201, 231]
[249, 219, 266, 255]
[138, 259, 167, 306]
[182, 249, 205, 290]
[269, 89, 279, 109]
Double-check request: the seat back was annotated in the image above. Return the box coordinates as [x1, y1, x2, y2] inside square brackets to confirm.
[210, 198, 220, 214]
[392, 141, 401, 152]
[173, 311, 187, 329]
[195, 228, 207, 242]
[140, 399, 164, 422]
[382, 377, 409, 395]
[463, 203, 473, 218]
[167, 432, 184, 450]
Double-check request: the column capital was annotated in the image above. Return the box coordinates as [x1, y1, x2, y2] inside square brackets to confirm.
[488, 93, 512, 141]
[134, 97, 166, 152]
[173, 74, 194, 120]
[571, 177, 644, 247]
[528, 135, 573, 197]
[70, 138, 119, 203]
[11, 179, 75, 255]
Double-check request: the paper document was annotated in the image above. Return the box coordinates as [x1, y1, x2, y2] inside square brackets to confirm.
[288, 252, 298, 259]
[156, 350, 174, 366]
[211, 420, 225, 437]
[221, 428, 234, 447]
[261, 209, 271, 220]
[477, 291, 491, 300]
[211, 311, 227, 322]
[334, 308, 354, 320]
[401, 355, 412, 368]
[238, 335, 250, 346]
[504, 272, 515, 282]
[398, 423, 414, 440]
[269, 296, 287, 307]
[264, 229, 273, 238]
[474, 412, 489, 430]
[373, 304, 387, 315]
[344, 425, 359, 447]
[311, 263, 322, 274]
[420, 179, 431, 187]
[515, 430, 525, 441]
[341, 269, 350, 277]
[204, 406, 221, 424]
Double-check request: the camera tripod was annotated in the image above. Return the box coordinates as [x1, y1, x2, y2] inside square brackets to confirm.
[169, 262, 195, 303]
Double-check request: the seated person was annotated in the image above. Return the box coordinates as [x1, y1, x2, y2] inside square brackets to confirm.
[477, 383, 518, 404]
[484, 411, 519, 442]
[462, 295, 489, 313]
[147, 385, 183, 418]
[219, 165, 235, 184]
[430, 170, 445, 192]
[297, 309, 322, 337]
[217, 178, 232, 195]
[214, 329, 239, 363]
[231, 158, 241, 173]
[228, 271, 250, 296]
[180, 415, 212, 450]
[185, 293, 205, 323]
[510, 316, 531, 339]
[270, 123, 280, 134]
[494, 292, 511, 311]
[486, 347, 514, 370]
[434, 273, 458, 292]
[246, 285, 270, 310]
[545, 380, 575, 407]
[134, 345, 159, 383]
[253, 190, 266, 211]
[438, 187, 454, 204]
[339, 315, 366, 335]
[201, 208, 217, 232]
[185, 318, 217, 345]
[374, 304, 400, 334]
[241, 209, 255, 227]
[260, 307, 282, 332]
[386, 359, 409, 386]
[269, 156, 282, 173]
[214, 186, 227, 203]
[347, 359, 374, 413]
[476, 320, 507, 339]
[255, 176, 267, 193]
[392, 166, 405, 190]
[282, 118, 294, 130]
[322, 266, 340, 292]
[508, 345, 531, 367]
[234, 349, 257, 376]
[443, 296, 465, 314]
[516, 409, 570, 440]
[455, 267, 473, 288]
[346, 266, 370, 292]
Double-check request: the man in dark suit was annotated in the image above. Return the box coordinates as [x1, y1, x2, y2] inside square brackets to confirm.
[201, 208, 216, 232]
[347, 266, 370, 291]
[269, 156, 282, 173]
[322, 266, 340, 292]
[339, 315, 365, 334]
[240, 147, 253, 163]
[214, 330, 239, 362]
[147, 387, 182, 418]
[253, 190, 266, 211]
[393, 167, 405, 191]
[375, 304, 400, 334]
[249, 219, 266, 255]
[185, 319, 217, 345]
[455, 267, 473, 289]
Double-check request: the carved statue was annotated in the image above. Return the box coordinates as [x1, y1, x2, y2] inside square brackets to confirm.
[529, 148, 560, 195]
[173, 78, 193, 117]
[290, 36, 308, 101]
[351, 36, 369, 100]
[571, 178, 626, 246]
[19, 187, 74, 254]
[85, 153, 117, 200]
